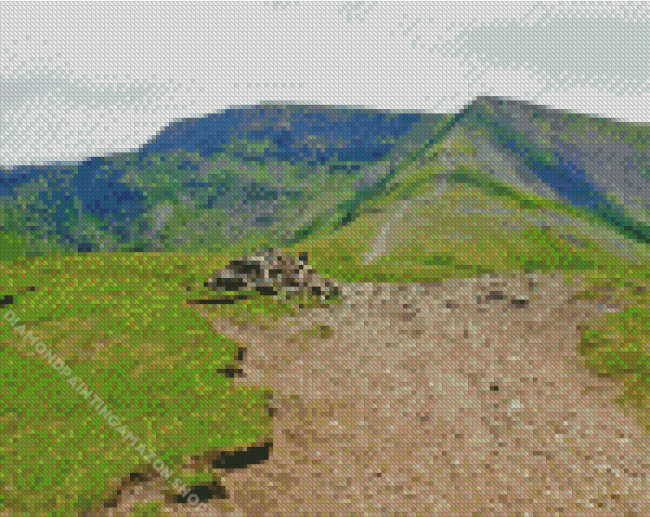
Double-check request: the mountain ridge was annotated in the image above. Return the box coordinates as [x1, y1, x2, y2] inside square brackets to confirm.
[1, 96, 649, 258]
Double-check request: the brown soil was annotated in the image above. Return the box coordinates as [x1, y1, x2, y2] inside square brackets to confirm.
[100, 272, 649, 517]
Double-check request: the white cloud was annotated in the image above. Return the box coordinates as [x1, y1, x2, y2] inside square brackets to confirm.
[0, 2, 648, 166]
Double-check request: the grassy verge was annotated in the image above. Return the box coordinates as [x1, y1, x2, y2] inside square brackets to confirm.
[569, 266, 650, 433]
[0, 252, 279, 516]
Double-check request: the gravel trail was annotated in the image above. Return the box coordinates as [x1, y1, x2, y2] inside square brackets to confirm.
[363, 177, 447, 265]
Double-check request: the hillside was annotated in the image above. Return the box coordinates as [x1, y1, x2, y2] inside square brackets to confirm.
[0, 106, 447, 258]
[2, 97, 650, 261]
[1, 97, 650, 516]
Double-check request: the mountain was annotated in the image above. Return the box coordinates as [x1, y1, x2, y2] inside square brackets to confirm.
[462, 97, 650, 240]
[1, 97, 649, 260]
[2, 97, 650, 516]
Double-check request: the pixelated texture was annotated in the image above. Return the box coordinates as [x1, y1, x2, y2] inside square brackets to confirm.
[0, 3, 650, 517]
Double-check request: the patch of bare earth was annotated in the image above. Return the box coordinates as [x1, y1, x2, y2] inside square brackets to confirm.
[102, 272, 649, 517]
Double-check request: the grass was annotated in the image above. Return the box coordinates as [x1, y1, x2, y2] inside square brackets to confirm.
[131, 500, 166, 517]
[570, 266, 650, 433]
[0, 251, 282, 516]
[561, 112, 650, 154]
[0, 231, 27, 262]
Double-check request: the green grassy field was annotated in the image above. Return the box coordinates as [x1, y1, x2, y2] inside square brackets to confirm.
[1, 128, 649, 516]
[0, 251, 282, 516]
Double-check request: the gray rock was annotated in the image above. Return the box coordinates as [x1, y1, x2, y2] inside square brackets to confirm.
[205, 248, 340, 302]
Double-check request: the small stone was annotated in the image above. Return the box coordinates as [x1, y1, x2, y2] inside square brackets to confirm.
[510, 296, 529, 307]
[486, 291, 507, 302]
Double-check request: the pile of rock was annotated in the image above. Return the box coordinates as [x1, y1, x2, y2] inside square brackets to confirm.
[204, 248, 340, 302]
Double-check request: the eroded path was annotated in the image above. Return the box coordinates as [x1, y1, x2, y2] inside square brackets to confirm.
[97, 272, 649, 517]
[363, 177, 446, 265]
[201, 273, 648, 517]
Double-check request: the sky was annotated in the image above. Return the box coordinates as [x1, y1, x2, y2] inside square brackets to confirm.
[1, 1, 649, 167]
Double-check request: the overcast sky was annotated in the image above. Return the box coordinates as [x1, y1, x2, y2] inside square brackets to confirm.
[1, 1, 649, 167]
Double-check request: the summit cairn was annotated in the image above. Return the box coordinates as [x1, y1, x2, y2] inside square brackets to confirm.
[204, 248, 340, 302]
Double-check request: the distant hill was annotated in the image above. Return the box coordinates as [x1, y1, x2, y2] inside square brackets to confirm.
[1, 97, 649, 259]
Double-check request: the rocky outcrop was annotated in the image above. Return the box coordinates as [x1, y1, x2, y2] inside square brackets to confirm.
[205, 249, 340, 302]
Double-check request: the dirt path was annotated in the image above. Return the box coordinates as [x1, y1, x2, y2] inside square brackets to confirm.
[193, 272, 648, 517]
[363, 177, 447, 265]
[96, 272, 649, 517]
[362, 200, 413, 265]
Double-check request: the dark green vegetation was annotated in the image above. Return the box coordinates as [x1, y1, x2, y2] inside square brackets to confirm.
[1, 97, 649, 515]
